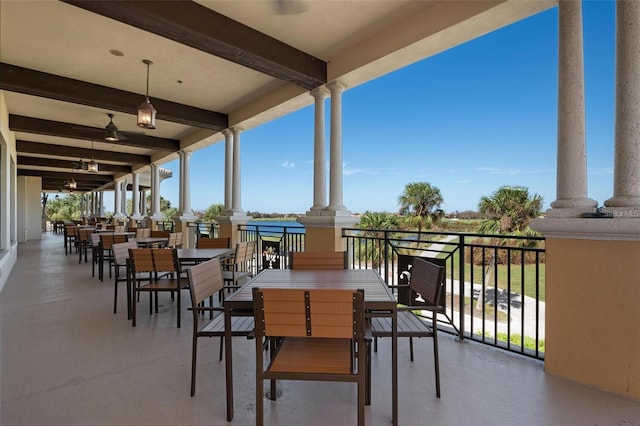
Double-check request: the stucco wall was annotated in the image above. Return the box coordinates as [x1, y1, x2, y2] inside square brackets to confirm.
[545, 238, 640, 399]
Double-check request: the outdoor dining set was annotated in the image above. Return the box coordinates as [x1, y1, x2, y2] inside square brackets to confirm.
[59, 223, 445, 426]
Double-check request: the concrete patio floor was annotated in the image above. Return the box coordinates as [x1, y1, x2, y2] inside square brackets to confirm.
[1, 232, 639, 425]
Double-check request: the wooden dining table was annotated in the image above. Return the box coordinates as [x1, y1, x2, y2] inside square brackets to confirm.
[176, 248, 234, 264]
[134, 237, 168, 248]
[223, 268, 398, 425]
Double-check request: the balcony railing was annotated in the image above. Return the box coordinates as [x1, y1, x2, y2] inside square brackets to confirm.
[240, 224, 546, 360]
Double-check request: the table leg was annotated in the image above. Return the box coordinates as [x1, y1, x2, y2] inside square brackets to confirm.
[225, 307, 234, 421]
[392, 308, 398, 426]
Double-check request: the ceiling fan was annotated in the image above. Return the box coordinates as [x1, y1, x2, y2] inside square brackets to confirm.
[104, 113, 147, 141]
[71, 158, 87, 170]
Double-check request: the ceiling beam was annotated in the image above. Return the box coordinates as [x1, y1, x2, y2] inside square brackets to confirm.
[17, 156, 132, 173]
[17, 141, 150, 164]
[10, 115, 179, 152]
[0, 63, 228, 131]
[62, 0, 327, 90]
[18, 169, 113, 182]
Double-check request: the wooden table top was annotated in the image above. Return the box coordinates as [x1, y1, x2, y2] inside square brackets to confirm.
[227, 269, 395, 309]
[176, 247, 234, 262]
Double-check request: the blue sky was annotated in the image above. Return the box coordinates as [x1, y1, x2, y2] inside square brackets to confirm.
[157, 1, 616, 215]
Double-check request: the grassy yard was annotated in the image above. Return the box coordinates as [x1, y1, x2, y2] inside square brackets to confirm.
[439, 245, 546, 302]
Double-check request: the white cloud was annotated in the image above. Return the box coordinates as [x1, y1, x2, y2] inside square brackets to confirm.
[281, 161, 295, 169]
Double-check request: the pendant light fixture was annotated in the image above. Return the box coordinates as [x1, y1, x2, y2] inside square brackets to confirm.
[87, 141, 99, 173]
[137, 59, 157, 129]
[69, 179, 77, 190]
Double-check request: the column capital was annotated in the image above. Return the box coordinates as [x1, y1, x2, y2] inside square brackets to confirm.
[327, 81, 347, 93]
[311, 86, 329, 99]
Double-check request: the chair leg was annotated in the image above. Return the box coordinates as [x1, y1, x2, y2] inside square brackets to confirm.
[191, 333, 198, 397]
[357, 369, 365, 426]
[256, 375, 264, 426]
[269, 337, 277, 401]
[365, 340, 372, 405]
[113, 276, 118, 314]
[374, 336, 378, 352]
[177, 288, 181, 328]
[433, 333, 441, 398]
[409, 337, 414, 362]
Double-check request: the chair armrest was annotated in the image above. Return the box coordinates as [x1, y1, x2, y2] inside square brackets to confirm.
[188, 306, 224, 313]
[398, 304, 444, 313]
[363, 319, 373, 342]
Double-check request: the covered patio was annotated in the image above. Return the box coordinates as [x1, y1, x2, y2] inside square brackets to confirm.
[2, 232, 639, 425]
[2, 0, 640, 419]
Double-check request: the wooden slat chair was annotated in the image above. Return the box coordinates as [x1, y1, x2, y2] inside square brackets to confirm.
[289, 251, 348, 270]
[90, 233, 101, 277]
[64, 224, 77, 255]
[196, 237, 230, 249]
[77, 228, 94, 264]
[253, 288, 367, 426]
[114, 225, 126, 233]
[167, 232, 183, 248]
[370, 256, 446, 398]
[186, 258, 255, 397]
[129, 248, 187, 328]
[150, 230, 171, 247]
[99, 234, 128, 281]
[135, 227, 151, 239]
[222, 241, 255, 292]
[111, 241, 139, 317]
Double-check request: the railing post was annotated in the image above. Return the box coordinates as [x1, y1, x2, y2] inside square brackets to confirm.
[458, 235, 466, 342]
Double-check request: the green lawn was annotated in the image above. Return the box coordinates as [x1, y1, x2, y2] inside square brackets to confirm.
[442, 246, 546, 302]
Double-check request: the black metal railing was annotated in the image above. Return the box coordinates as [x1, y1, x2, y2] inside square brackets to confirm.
[187, 221, 220, 240]
[238, 223, 545, 360]
[239, 224, 305, 271]
[342, 228, 545, 360]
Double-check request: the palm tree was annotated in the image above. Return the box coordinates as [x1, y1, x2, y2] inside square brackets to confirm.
[477, 185, 542, 236]
[357, 211, 399, 267]
[398, 182, 444, 232]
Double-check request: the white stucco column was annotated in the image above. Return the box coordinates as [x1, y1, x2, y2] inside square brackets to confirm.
[150, 164, 163, 219]
[231, 127, 244, 213]
[113, 180, 123, 219]
[99, 191, 105, 217]
[223, 129, 233, 215]
[309, 87, 328, 213]
[131, 172, 142, 220]
[120, 180, 128, 216]
[139, 189, 145, 216]
[326, 81, 347, 213]
[178, 150, 194, 216]
[605, 0, 640, 210]
[549, 0, 597, 216]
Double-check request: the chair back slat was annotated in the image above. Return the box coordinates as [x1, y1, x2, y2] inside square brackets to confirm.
[151, 248, 179, 273]
[254, 288, 363, 339]
[112, 241, 138, 266]
[150, 230, 170, 238]
[113, 234, 128, 244]
[100, 234, 116, 249]
[289, 251, 347, 270]
[135, 228, 151, 239]
[409, 257, 445, 307]
[128, 248, 154, 273]
[196, 237, 230, 249]
[187, 257, 224, 306]
[167, 232, 183, 248]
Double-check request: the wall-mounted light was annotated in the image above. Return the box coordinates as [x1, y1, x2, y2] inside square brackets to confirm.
[137, 59, 157, 129]
[69, 179, 77, 190]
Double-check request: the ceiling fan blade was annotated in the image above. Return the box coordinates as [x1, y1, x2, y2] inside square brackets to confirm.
[273, 0, 307, 15]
